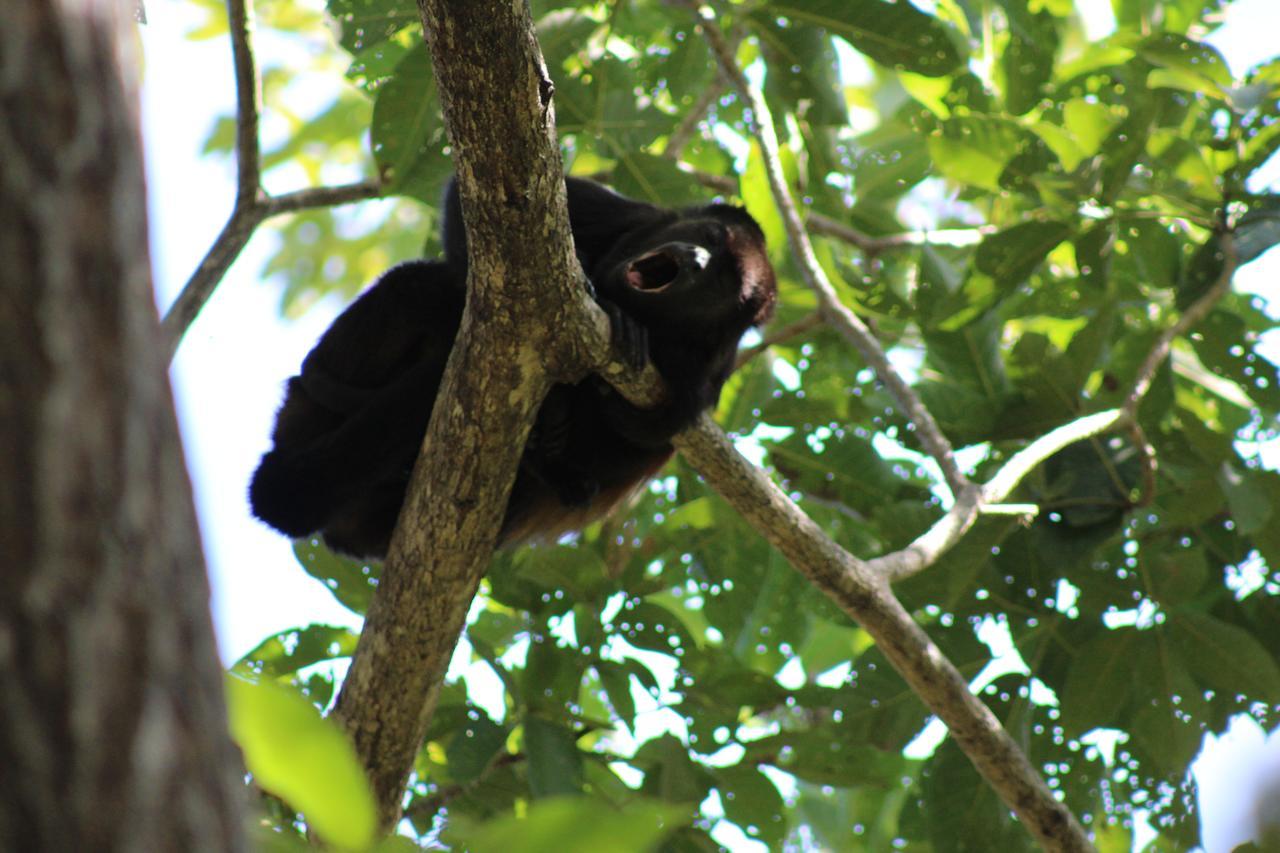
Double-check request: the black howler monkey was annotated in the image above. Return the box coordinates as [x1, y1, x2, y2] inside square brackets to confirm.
[249, 177, 777, 559]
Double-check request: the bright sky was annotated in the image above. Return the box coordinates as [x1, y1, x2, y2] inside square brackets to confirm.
[139, 2, 1279, 850]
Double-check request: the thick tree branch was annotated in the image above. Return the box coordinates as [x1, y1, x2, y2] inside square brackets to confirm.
[0, 0, 245, 846]
[325, 0, 642, 832]
[159, 0, 383, 361]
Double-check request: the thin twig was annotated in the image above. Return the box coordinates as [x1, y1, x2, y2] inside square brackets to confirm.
[808, 212, 993, 254]
[663, 25, 744, 160]
[160, 0, 383, 361]
[688, 5, 969, 498]
[1123, 235, 1238, 416]
[264, 180, 383, 215]
[880, 233, 1240, 583]
[228, 0, 261, 205]
[664, 78, 723, 160]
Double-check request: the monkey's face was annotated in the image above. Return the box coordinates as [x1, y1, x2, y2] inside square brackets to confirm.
[595, 212, 776, 331]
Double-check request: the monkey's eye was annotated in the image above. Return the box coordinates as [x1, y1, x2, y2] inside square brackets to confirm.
[626, 250, 680, 291]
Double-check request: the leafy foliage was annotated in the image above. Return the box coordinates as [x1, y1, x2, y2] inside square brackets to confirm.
[220, 0, 1280, 849]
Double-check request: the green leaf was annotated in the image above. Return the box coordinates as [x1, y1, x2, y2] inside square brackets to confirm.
[635, 734, 715, 804]
[1138, 32, 1231, 98]
[1170, 612, 1280, 705]
[1129, 699, 1204, 777]
[1119, 219, 1180, 290]
[1063, 99, 1119, 160]
[919, 739, 1031, 851]
[326, 0, 418, 55]
[554, 56, 673, 161]
[744, 731, 906, 787]
[523, 716, 584, 798]
[232, 624, 360, 680]
[225, 677, 376, 850]
[369, 44, 450, 202]
[1059, 629, 1137, 736]
[741, 140, 788, 262]
[997, 1, 1060, 116]
[1216, 463, 1273, 536]
[713, 766, 786, 848]
[928, 115, 1031, 191]
[537, 9, 602, 73]
[752, 20, 848, 126]
[607, 153, 716, 208]
[446, 796, 688, 853]
[1142, 545, 1209, 607]
[446, 713, 509, 784]
[759, 0, 964, 77]
[1191, 310, 1280, 411]
[291, 538, 378, 615]
[1236, 197, 1280, 265]
[595, 661, 638, 733]
[974, 220, 1073, 286]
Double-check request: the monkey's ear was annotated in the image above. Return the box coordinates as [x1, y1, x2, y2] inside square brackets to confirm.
[728, 228, 777, 326]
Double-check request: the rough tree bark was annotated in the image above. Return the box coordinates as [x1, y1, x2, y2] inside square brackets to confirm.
[0, 1, 246, 849]
[324, 3, 1090, 847]
[329, 0, 614, 831]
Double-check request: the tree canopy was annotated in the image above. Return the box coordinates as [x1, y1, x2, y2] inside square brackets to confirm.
[179, 0, 1280, 849]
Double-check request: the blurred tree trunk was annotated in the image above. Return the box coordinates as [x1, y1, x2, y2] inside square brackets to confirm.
[0, 2, 246, 849]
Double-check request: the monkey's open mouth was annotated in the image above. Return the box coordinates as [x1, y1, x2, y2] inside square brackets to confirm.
[625, 250, 679, 292]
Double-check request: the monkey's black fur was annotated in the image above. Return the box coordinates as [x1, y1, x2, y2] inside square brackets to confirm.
[249, 177, 777, 559]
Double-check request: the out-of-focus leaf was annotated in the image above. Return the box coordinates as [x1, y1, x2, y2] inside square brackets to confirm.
[327, 0, 418, 55]
[523, 716, 584, 798]
[369, 44, 450, 203]
[232, 623, 359, 680]
[752, 19, 848, 126]
[1170, 612, 1280, 705]
[974, 220, 1073, 286]
[997, 0, 1060, 115]
[609, 153, 717, 208]
[1138, 32, 1231, 98]
[919, 738, 1032, 851]
[292, 537, 379, 615]
[928, 115, 1033, 191]
[226, 677, 376, 850]
[713, 766, 786, 848]
[445, 796, 688, 853]
[1059, 629, 1137, 736]
[1236, 197, 1280, 265]
[446, 712, 509, 784]
[758, 0, 964, 77]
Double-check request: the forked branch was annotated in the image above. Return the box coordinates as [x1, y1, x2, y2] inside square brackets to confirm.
[160, 0, 382, 361]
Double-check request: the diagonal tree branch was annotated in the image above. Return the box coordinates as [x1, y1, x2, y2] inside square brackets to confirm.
[671, 418, 1092, 851]
[325, 0, 640, 831]
[686, 5, 970, 499]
